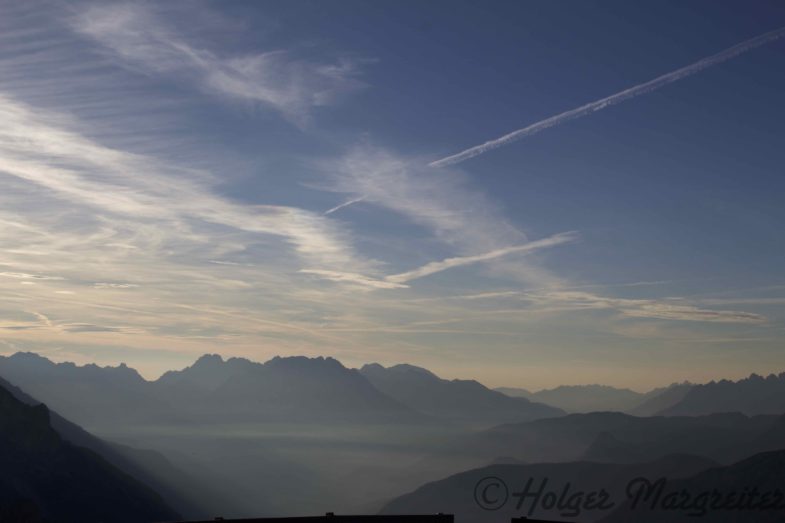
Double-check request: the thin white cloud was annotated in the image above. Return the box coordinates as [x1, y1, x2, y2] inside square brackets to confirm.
[300, 269, 408, 290]
[431, 291, 523, 301]
[386, 232, 577, 283]
[522, 290, 766, 324]
[623, 303, 765, 324]
[300, 232, 575, 289]
[430, 26, 785, 167]
[0, 271, 64, 281]
[72, 3, 367, 125]
[93, 283, 140, 289]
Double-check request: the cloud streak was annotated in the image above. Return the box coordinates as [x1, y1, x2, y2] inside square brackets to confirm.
[386, 231, 577, 283]
[300, 269, 408, 290]
[430, 26, 785, 167]
[521, 290, 766, 324]
[301, 232, 575, 288]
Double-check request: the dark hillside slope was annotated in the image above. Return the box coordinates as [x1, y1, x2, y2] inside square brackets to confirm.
[0, 383, 178, 523]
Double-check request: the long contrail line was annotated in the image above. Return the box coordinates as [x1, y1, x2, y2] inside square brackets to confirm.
[430, 26, 785, 168]
[324, 195, 367, 215]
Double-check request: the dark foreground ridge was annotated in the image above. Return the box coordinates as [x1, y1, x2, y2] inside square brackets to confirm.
[0, 383, 179, 523]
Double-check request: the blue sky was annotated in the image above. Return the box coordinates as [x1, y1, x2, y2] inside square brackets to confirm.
[0, 0, 784, 390]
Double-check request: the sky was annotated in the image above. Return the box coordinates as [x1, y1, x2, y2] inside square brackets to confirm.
[0, 0, 784, 391]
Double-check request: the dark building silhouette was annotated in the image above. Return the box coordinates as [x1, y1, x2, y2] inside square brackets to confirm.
[172, 515, 453, 523]
[171, 515, 568, 523]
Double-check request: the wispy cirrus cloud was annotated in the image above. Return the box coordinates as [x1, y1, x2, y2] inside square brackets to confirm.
[299, 269, 408, 290]
[519, 290, 766, 324]
[72, 3, 367, 125]
[0, 93, 363, 269]
[318, 144, 567, 289]
[0, 271, 64, 281]
[324, 145, 526, 253]
[0, 85, 382, 361]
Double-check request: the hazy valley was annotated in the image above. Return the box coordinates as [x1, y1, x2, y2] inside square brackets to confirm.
[2, 352, 785, 521]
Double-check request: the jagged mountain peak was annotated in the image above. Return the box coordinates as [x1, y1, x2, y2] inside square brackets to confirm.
[362, 362, 439, 380]
[192, 353, 224, 366]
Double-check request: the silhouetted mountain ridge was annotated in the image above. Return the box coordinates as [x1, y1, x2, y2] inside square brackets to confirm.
[360, 362, 564, 425]
[628, 382, 693, 416]
[200, 355, 423, 423]
[497, 381, 694, 414]
[0, 352, 173, 428]
[660, 372, 785, 416]
[496, 384, 644, 412]
[0, 352, 427, 427]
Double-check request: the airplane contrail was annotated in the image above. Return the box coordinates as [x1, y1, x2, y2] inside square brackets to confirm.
[430, 26, 785, 168]
[386, 231, 577, 283]
[324, 195, 367, 215]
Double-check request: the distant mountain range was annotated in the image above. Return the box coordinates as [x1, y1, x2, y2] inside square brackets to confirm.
[0, 352, 421, 428]
[496, 384, 646, 412]
[497, 373, 785, 418]
[496, 382, 693, 414]
[0, 381, 178, 523]
[1, 352, 783, 431]
[658, 372, 785, 416]
[360, 363, 563, 425]
[156, 354, 423, 424]
[628, 382, 694, 416]
[0, 352, 564, 429]
[0, 352, 174, 428]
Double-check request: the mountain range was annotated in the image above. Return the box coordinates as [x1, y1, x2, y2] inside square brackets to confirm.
[0, 352, 173, 428]
[360, 363, 563, 425]
[658, 372, 785, 416]
[0, 352, 563, 429]
[496, 382, 693, 414]
[2, 353, 781, 431]
[497, 373, 785, 418]
[2, 351, 785, 520]
[156, 354, 423, 424]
